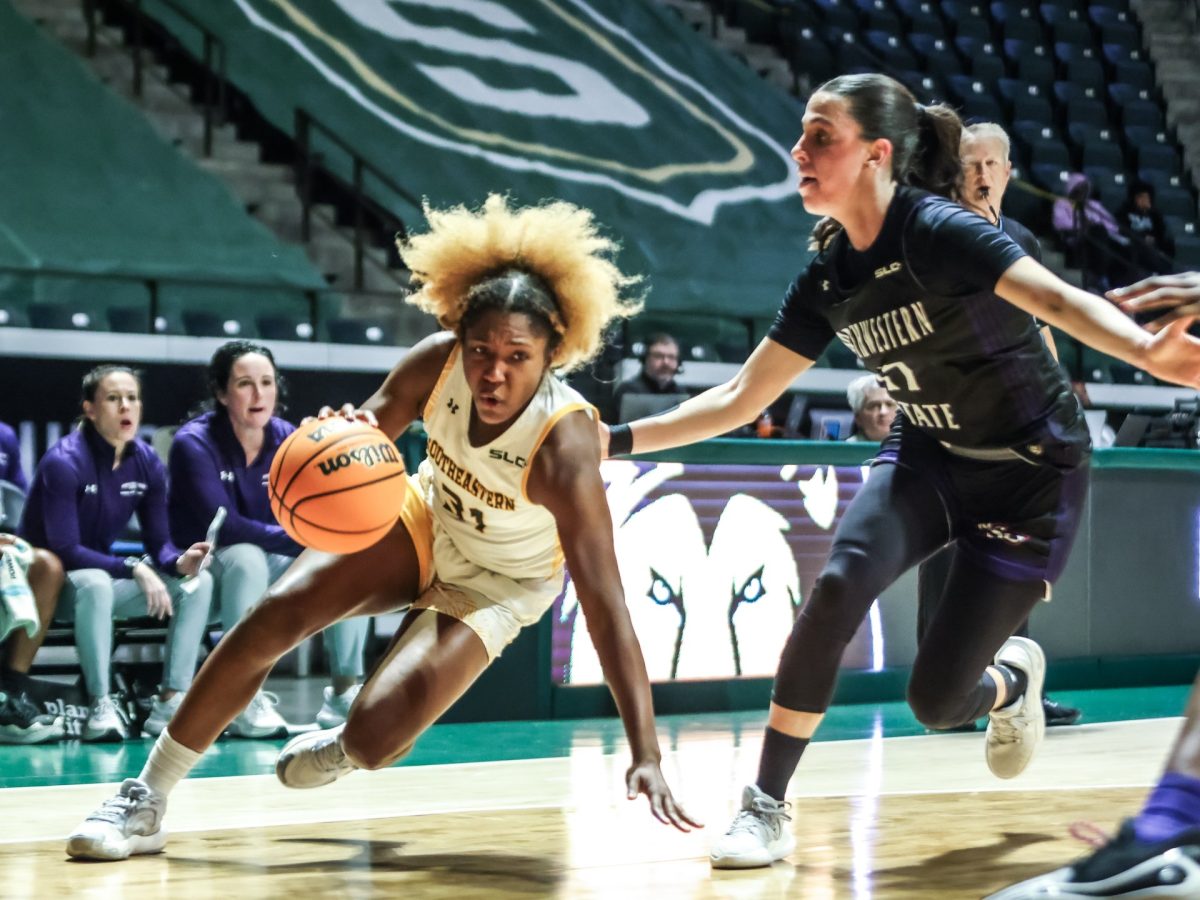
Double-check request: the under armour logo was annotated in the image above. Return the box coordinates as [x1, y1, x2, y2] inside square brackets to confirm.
[83, 484, 98, 495]
[821, 280, 830, 291]
[219, 471, 236, 482]
[446, 399, 460, 414]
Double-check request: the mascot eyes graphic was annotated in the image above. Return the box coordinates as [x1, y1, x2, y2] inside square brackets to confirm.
[562, 462, 803, 682]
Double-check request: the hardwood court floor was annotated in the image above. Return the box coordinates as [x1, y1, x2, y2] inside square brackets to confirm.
[0, 709, 1182, 899]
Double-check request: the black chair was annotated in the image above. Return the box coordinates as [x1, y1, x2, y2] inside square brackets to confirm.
[1001, 17, 1046, 44]
[1137, 144, 1182, 176]
[1050, 19, 1096, 48]
[1030, 163, 1070, 192]
[1067, 121, 1113, 149]
[1062, 97, 1111, 129]
[1015, 54, 1056, 85]
[28, 303, 94, 330]
[1101, 41, 1142, 66]
[181, 310, 230, 337]
[107, 306, 150, 333]
[1156, 187, 1197, 220]
[1053, 80, 1100, 107]
[1114, 60, 1155, 91]
[327, 317, 395, 345]
[1080, 141, 1126, 171]
[1065, 57, 1105, 85]
[1011, 93, 1055, 126]
[952, 15, 993, 42]
[1120, 100, 1165, 131]
[1028, 136, 1072, 169]
[256, 314, 313, 341]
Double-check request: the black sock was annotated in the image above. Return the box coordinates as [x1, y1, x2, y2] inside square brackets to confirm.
[756, 727, 810, 801]
[997, 664, 1028, 707]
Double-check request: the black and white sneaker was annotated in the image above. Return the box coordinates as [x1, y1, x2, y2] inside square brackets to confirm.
[0, 690, 65, 744]
[985, 820, 1200, 898]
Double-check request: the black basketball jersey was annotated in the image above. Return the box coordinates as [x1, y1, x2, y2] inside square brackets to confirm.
[768, 187, 1088, 453]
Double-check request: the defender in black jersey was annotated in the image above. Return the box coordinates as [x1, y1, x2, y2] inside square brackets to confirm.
[605, 73, 1200, 872]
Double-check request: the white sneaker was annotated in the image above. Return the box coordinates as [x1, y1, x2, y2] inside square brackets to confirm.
[710, 784, 795, 869]
[65, 778, 167, 860]
[227, 691, 289, 739]
[276, 725, 357, 789]
[315, 684, 361, 728]
[986, 636, 1047, 779]
[84, 695, 128, 743]
[142, 692, 184, 737]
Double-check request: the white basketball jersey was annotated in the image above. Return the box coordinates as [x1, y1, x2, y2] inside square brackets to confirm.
[417, 346, 594, 581]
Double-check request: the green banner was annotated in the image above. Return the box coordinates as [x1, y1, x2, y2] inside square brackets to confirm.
[146, 0, 817, 315]
[0, 0, 323, 292]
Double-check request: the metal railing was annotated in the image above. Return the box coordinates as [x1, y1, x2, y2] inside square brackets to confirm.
[80, 0, 227, 156]
[294, 109, 423, 291]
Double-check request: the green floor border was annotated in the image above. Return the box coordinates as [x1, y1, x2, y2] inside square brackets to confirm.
[551, 654, 1200, 719]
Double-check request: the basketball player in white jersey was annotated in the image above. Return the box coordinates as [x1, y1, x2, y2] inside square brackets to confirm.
[66, 196, 700, 861]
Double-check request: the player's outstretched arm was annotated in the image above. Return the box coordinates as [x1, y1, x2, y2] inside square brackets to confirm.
[606, 338, 813, 457]
[329, 332, 458, 440]
[529, 410, 701, 833]
[1108, 272, 1200, 334]
[996, 257, 1200, 388]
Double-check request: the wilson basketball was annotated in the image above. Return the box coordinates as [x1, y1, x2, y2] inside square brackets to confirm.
[269, 416, 407, 554]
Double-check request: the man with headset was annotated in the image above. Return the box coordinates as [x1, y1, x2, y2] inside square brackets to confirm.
[613, 332, 687, 423]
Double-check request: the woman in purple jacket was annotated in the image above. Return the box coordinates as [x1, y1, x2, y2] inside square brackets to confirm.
[164, 341, 368, 738]
[20, 366, 213, 742]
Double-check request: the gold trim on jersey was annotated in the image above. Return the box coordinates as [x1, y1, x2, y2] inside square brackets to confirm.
[422, 344, 460, 423]
[519, 402, 597, 502]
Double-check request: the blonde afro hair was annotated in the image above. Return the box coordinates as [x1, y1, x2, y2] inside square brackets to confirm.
[398, 194, 642, 373]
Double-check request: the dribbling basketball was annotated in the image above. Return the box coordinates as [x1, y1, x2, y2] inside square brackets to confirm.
[268, 417, 407, 554]
[66, 194, 699, 865]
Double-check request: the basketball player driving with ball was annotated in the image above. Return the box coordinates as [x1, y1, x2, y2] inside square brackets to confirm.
[66, 195, 700, 861]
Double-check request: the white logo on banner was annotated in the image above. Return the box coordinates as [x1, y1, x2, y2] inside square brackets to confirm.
[234, 0, 795, 223]
[562, 461, 801, 682]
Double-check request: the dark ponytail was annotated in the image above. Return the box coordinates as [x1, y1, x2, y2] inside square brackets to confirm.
[909, 103, 964, 199]
[807, 74, 963, 251]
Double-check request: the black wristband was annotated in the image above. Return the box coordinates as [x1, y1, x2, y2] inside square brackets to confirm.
[608, 423, 634, 457]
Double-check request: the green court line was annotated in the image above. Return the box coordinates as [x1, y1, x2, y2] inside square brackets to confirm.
[1, 684, 1189, 790]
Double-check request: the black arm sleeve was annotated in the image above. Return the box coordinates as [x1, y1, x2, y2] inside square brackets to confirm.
[907, 200, 1029, 295]
[766, 268, 836, 361]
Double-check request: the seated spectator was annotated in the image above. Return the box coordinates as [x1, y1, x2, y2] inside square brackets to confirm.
[0, 535, 66, 744]
[845, 374, 896, 442]
[1052, 173, 1135, 291]
[1117, 180, 1175, 279]
[613, 332, 688, 422]
[19, 365, 213, 742]
[167, 341, 368, 737]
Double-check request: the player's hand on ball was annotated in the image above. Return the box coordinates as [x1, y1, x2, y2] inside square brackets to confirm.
[626, 759, 703, 832]
[303, 404, 379, 429]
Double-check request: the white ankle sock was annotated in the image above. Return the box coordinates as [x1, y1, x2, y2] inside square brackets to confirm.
[139, 729, 203, 797]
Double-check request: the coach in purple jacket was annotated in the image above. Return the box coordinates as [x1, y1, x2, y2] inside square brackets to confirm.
[167, 342, 367, 737]
[20, 365, 213, 742]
